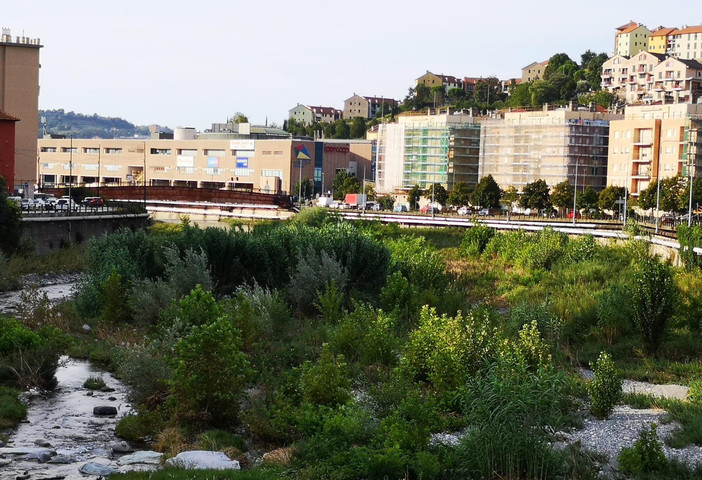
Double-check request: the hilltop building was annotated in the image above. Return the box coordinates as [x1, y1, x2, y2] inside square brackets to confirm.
[606, 103, 702, 196]
[614, 21, 652, 57]
[375, 109, 481, 194]
[521, 61, 548, 83]
[343, 94, 398, 120]
[0, 29, 41, 192]
[288, 104, 342, 126]
[478, 105, 621, 192]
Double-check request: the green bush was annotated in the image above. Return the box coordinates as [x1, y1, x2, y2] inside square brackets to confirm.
[565, 234, 598, 263]
[0, 386, 27, 428]
[631, 258, 676, 355]
[315, 280, 345, 324]
[617, 423, 668, 475]
[596, 283, 632, 345]
[688, 380, 702, 404]
[386, 236, 448, 293]
[288, 248, 348, 314]
[587, 351, 621, 419]
[197, 429, 246, 451]
[83, 375, 106, 390]
[300, 344, 351, 407]
[170, 315, 251, 426]
[460, 223, 495, 257]
[115, 409, 164, 442]
[117, 341, 172, 405]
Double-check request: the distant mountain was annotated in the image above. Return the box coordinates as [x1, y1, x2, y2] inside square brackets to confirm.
[38, 109, 173, 139]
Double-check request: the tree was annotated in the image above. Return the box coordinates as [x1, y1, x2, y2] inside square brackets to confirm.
[471, 175, 501, 208]
[598, 186, 625, 213]
[229, 112, 249, 124]
[448, 87, 466, 104]
[680, 177, 702, 213]
[631, 258, 676, 355]
[429, 183, 448, 206]
[333, 120, 351, 139]
[324, 122, 337, 139]
[430, 85, 446, 107]
[543, 53, 575, 80]
[341, 177, 361, 196]
[637, 181, 658, 211]
[659, 176, 686, 213]
[502, 186, 519, 214]
[407, 184, 423, 211]
[577, 186, 599, 211]
[378, 195, 395, 211]
[474, 77, 503, 106]
[550, 180, 574, 212]
[530, 80, 558, 106]
[0, 176, 22, 255]
[293, 178, 315, 201]
[332, 171, 349, 200]
[520, 179, 551, 210]
[448, 182, 473, 207]
[350, 117, 367, 139]
[508, 82, 532, 107]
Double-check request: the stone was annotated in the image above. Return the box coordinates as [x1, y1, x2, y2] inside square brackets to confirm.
[15, 472, 30, 480]
[0, 447, 56, 456]
[27, 450, 53, 463]
[82, 324, 91, 333]
[116, 450, 163, 465]
[34, 438, 52, 447]
[85, 391, 93, 397]
[101, 386, 116, 393]
[0, 458, 11, 467]
[166, 450, 241, 470]
[93, 406, 118, 416]
[48, 454, 74, 464]
[111, 441, 134, 453]
[108, 396, 117, 401]
[79, 462, 116, 476]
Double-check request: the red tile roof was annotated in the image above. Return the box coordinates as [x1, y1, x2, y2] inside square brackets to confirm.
[616, 21, 638, 32]
[675, 25, 702, 35]
[0, 111, 19, 121]
[650, 27, 676, 37]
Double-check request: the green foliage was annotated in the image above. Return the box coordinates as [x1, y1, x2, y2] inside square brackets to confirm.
[470, 174, 501, 209]
[380, 271, 419, 325]
[288, 248, 348, 314]
[551, 180, 574, 210]
[403, 306, 497, 395]
[688, 380, 702, 405]
[377, 194, 395, 211]
[0, 386, 27, 429]
[39, 108, 154, 138]
[386, 236, 448, 293]
[117, 340, 173, 405]
[519, 179, 551, 210]
[197, 429, 246, 451]
[587, 351, 621, 419]
[83, 375, 106, 390]
[101, 269, 129, 323]
[315, 280, 345, 324]
[115, 409, 164, 442]
[170, 315, 251, 426]
[631, 258, 676, 355]
[407, 184, 423, 211]
[172, 285, 221, 327]
[0, 176, 22, 255]
[617, 423, 668, 475]
[448, 182, 473, 207]
[329, 304, 399, 366]
[678, 225, 702, 270]
[460, 223, 495, 257]
[596, 283, 632, 345]
[300, 344, 351, 407]
[565, 234, 598, 263]
[517, 228, 568, 270]
[598, 185, 625, 212]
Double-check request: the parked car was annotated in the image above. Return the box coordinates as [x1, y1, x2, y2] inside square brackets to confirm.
[478, 208, 493, 216]
[55, 198, 78, 211]
[82, 196, 104, 207]
[421, 205, 439, 214]
[393, 204, 408, 213]
[457, 206, 470, 216]
[567, 211, 581, 219]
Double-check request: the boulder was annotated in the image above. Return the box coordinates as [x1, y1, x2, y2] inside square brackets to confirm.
[0, 447, 56, 456]
[48, 454, 74, 464]
[93, 406, 118, 416]
[116, 450, 163, 465]
[82, 324, 91, 333]
[79, 462, 116, 476]
[27, 450, 52, 463]
[0, 458, 11, 467]
[33, 438, 52, 447]
[111, 441, 134, 453]
[166, 451, 241, 470]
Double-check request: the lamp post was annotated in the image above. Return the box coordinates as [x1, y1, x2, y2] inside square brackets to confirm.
[572, 159, 578, 225]
[97, 144, 101, 198]
[142, 141, 147, 209]
[432, 181, 435, 219]
[68, 135, 73, 218]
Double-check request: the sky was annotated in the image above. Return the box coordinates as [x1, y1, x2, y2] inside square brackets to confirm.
[4, 1, 698, 131]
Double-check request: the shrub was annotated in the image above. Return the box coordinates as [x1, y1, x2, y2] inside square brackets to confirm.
[688, 380, 702, 404]
[315, 280, 345, 324]
[596, 283, 632, 345]
[617, 423, 668, 475]
[197, 429, 246, 451]
[0, 386, 27, 428]
[587, 351, 621, 419]
[516, 228, 568, 270]
[170, 315, 251, 426]
[115, 409, 163, 442]
[460, 223, 495, 257]
[380, 271, 419, 328]
[83, 375, 106, 390]
[386, 236, 448, 293]
[300, 344, 351, 407]
[565, 234, 598, 263]
[288, 248, 348, 314]
[117, 342, 172, 405]
[631, 258, 676, 355]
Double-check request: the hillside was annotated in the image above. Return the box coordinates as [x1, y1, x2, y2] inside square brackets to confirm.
[38, 109, 172, 139]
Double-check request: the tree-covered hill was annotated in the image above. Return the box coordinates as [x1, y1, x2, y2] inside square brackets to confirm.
[38, 109, 172, 139]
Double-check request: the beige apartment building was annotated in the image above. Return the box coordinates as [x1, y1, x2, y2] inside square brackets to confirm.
[479, 105, 621, 192]
[37, 137, 372, 196]
[607, 103, 702, 196]
[668, 25, 702, 61]
[521, 61, 548, 83]
[614, 22, 651, 57]
[0, 29, 41, 191]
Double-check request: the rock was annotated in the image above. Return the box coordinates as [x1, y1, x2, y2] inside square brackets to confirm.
[48, 454, 74, 464]
[93, 406, 118, 416]
[101, 386, 116, 393]
[108, 396, 117, 401]
[0, 447, 56, 456]
[34, 438, 52, 447]
[82, 324, 91, 333]
[0, 458, 11, 467]
[111, 441, 134, 453]
[15, 472, 30, 480]
[79, 462, 116, 476]
[0, 439, 4, 447]
[116, 450, 163, 465]
[27, 450, 53, 462]
[166, 451, 241, 470]
[86, 391, 93, 397]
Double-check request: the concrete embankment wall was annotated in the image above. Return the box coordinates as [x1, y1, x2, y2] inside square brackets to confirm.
[21, 214, 150, 255]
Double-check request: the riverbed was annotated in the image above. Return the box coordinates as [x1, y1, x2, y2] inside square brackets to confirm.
[0, 358, 132, 479]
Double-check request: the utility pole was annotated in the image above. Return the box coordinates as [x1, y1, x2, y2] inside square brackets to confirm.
[143, 142, 147, 209]
[97, 144, 101, 198]
[68, 135, 73, 218]
[572, 159, 578, 225]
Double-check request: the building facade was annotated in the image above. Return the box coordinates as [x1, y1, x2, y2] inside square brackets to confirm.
[288, 104, 342, 126]
[614, 21, 651, 57]
[479, 106, 619, 192]
[0, 111, 19, 190]
[375, 110, 481, 194]
[648, 27, 676, 55]
[0, 29, 41, 192]
[36, 137, 372, 197]
[606, 103, 702, 196]
[521, 61, 548, 83]
[343, 94, 397, 119]
[668, 25, 702, 60]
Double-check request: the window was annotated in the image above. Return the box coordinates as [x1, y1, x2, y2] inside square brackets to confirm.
[61, 147, 77, 153]
[178, 149, 197, 156]
[83, 147, 99, 154]
[150, 148, 172, 155]
[105, 148, 122, 154]
[262, 169, 283, 178]
[40, 147, 57, 153]
[105, 164, 121, 172]
[204, 149, 225, 157]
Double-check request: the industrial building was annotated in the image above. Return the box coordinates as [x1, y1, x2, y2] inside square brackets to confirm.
[37, 132, 372, 197]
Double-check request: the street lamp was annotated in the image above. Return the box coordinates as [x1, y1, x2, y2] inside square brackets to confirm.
[572, 159, 578, 225]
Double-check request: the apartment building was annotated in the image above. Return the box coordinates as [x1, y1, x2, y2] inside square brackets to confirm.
[479, 105, 620, 192]
[0, 29, 41, 192]
[601, 52, 702, 104]
[36, 137, 372, 196]
[375, 109, 481, 194]
[343, 94, 397, 119]
[607, 103, 702, 196]
[288, 104, 342, 126]
[415, 71, 463, 91]
[614, 21, 651, 57]
[668, 25, 702, 60]
[521, 61, 548, 83]
[648, 27, 677, 55]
